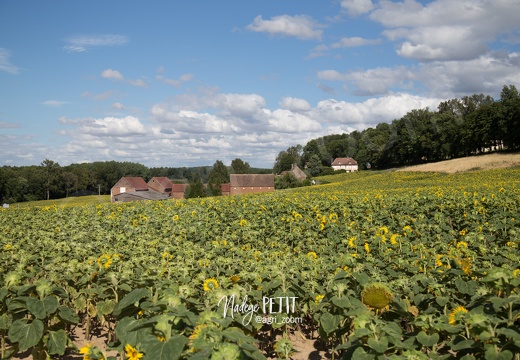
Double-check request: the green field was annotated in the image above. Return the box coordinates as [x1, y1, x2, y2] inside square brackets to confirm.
[1, 169, 519, 359]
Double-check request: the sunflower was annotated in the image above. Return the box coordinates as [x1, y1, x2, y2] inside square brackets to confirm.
[230, 275, 240, 283]
[448, 306, 468, 325]
[348, 237, 356, 247]
[79, 343, 93, 360]
[203, 278, 219, 291]
[124, 344, 143, 360]
[307, 251, 318, 260]
[361, 283, 393, 309]
[315, 294, 324, 304]
[79, 343, 105, 360]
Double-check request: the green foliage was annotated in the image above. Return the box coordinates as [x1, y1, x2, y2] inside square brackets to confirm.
[208, 160, 229, 196]
[230, 158, 250, 174]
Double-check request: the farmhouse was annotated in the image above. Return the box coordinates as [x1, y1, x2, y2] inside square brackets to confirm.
[280, 163, 307, 181]
[229, 174, 275, 196]
[111, 176, 168, 203]
[331, 157, 358, 172]
[148, 177, 174, 197]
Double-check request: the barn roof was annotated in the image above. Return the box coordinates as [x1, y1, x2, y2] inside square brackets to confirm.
[149, 177, 173, 189]
[117, 177, 148, 191]
[230, 174, 274, 187]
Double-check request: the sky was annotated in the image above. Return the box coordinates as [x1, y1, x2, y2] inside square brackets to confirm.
[1, 0, 520, 169]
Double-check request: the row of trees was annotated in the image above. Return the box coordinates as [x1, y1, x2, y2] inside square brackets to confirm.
[0, 158, 259, 203]
[274, 84, 520, 173]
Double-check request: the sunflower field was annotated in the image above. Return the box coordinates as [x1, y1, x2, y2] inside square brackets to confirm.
[1, 169, 520, 359]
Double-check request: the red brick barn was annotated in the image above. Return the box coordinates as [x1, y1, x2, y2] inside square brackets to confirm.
[229, 174, 275, 196]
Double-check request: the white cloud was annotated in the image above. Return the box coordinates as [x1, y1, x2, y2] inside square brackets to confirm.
[267, 109, 322, 132]
[341, 0, 375, 16]
[279, 97, 312, 112]
[0, 48, 20, 74]
[331, 37, 381, 48]
[4, 87, 451, 168]
[112, 102, 126, 110]
[158, 73, 194, 87]
[78, 116, 147, 137]
[371, 0, 520, 61]
[64, 34, 128, 53]
[101, 69, 147, 87]
[246, 15, 323, 40]
[313, 94, 441, 126]
[41, 100, 69, 107]
[101, 69, 124, 81]
[128, 79, 148, 88]
[318, 66, 415, 96]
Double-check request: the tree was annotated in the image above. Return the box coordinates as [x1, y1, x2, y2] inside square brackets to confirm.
[186, 176, 206, 198]
[274, 145, 303, 174]
[274, 172, 301, 190]
[62, 171, 79, 197]
[500, 84, 520, 149]
[207, 160, 229, 196]
[41, 159, 61, 200]
[230, 158, 250, 174]
[306, 155, 322, 176]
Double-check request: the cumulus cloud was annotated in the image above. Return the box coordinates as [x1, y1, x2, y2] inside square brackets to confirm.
[371, 0, 520, 61]
[341, 0, 374, 16]
[5, 86, 450, 168]
[246, 15, 323, 40]
[318, 66, 415, 96]
[64, 34, 128, 53]
[279, 97, 312, 112]
[318, 51, 520, 98]
[313, 94, 441, 126]
[0, 48, 20, 74]
[101, 69, 124, 80]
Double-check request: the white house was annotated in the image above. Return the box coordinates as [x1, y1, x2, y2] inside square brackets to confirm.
[331, 157, 358, 172]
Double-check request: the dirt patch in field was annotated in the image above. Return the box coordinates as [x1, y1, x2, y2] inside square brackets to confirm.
[396, 153, 520, 173]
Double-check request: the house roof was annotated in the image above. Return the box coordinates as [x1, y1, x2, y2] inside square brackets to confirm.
[149, 177, 173, 189]
[290, 163, 307, 180]
[230, 174, 274, 187]
[331, 157, 358, 166]
[116, 177, 148, 191]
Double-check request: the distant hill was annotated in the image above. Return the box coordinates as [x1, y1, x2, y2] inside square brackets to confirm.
[396, 153, 520, 173]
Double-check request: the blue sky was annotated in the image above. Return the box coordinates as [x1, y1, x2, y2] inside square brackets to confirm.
[1, 0, 519, 168]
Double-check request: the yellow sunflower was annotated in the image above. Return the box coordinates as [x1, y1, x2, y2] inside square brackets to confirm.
[203, 278, 219, 291]
[307, 251, 318, 260]
[448, 306, 468, 325]
[124, 344, 143, 360]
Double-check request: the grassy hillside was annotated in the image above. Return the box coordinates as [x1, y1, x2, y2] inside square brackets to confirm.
[10, 194, 110, 208]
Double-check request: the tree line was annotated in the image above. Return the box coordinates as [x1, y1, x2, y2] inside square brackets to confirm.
[0, 158, 264, 203]
[274, 84, 520, 174]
